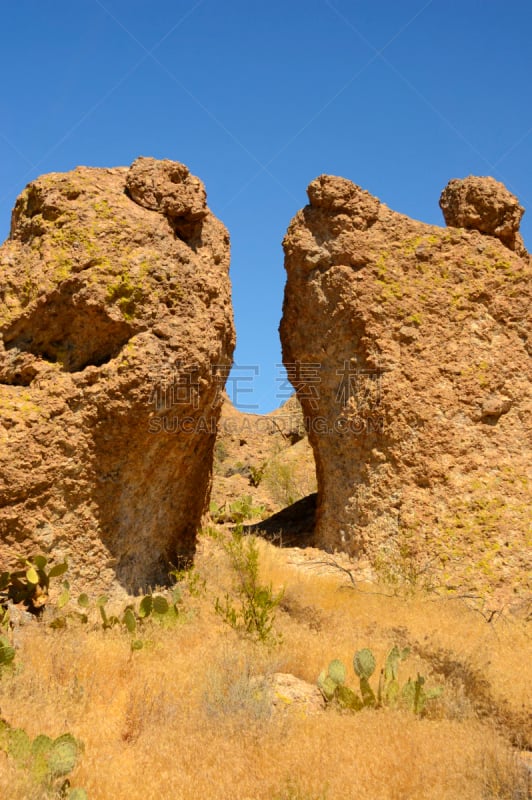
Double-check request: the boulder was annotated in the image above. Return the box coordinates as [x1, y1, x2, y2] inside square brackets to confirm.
[251, 673, 325, 715]
[280, 174, 531, 590]
[439, 175, 527, 257]
[268, 672, 325, 715]
[0, 157, 235, 592]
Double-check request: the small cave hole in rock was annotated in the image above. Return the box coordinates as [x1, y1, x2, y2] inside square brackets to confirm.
[3, 287, 133, 372]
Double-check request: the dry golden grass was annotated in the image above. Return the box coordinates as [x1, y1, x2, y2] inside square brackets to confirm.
[0, 534, 530, 800]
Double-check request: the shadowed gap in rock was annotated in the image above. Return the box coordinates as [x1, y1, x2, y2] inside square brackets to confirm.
[244, 493, 317, 548]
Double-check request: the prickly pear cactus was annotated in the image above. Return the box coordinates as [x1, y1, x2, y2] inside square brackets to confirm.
[7, 728, 32, 767]
[328, 659, 346, 685]
[359, 676, 376, 707]
[401, 673, 442, 714]
[353, 648, 376, 680]
[0, 635, 15, 668]
[379, 646, 410, 705]
[47, 733, 81, 778]
[0, 716, 83, 787]
[317, 671, 338, 701]
[382, 676, 400, 706]
[152, 595, 170, 615]
[336, 685, 363, 711]
[384, 646, 399, 682]
[123, 607, 137, 634]
[319, 644, 442, 715]
[414, 674, 426, 714]
[30, 734, 54, 783]
[139, 595, 153, 618]
[68, 789, 88, 800]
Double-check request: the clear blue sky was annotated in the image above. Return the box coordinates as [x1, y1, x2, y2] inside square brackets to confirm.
[1, 1, 531, 411]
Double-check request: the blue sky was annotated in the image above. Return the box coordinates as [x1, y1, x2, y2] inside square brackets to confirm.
[1, 0, 531, 411]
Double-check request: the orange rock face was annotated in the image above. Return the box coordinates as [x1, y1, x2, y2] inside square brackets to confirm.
[281, 174, 531, 591]
[0, 158, 235, 592]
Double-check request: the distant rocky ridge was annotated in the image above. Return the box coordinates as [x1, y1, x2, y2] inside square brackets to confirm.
[0, 157, 234, 592]
[281, 174, 531, 596]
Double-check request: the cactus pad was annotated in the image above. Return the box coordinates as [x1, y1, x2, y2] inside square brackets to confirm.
[327, 659, 346, 685]
[152, 595, 169, 615]
[68, 790, 89, 800]
[47, 733, 80, 777]
[7, 728, 32, 767]
[317, 673, 338, 701]
[139, 595, 153, 618]
[123, 607, 137, 633]
[0, 635, 15, 667]
[353, 648, 376, 679]
[336, 685, 363, 711]
[359, 676, 376, 707]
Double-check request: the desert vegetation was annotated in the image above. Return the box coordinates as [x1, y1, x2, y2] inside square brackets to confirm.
[1, 525, 530, 800]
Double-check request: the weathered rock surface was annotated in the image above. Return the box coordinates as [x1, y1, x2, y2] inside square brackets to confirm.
[0, 157, 234, 592]
[439, 175, 526, 257]
[280, 174, 531, 593]
[265, 673, 325, 715]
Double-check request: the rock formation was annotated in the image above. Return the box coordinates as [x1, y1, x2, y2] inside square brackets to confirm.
[280, 174, 531, 590]
[0, 157, 235, 592]
[439, 175, 527, 257]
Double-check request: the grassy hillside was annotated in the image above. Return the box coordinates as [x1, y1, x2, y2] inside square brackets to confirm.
[1, 531, 530, 800]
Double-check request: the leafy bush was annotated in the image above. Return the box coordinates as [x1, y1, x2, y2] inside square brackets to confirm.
[248, 462, 266, 488]
[213, 527, 283, 644]
[210, 495, 266, 524]
[264, 460, 301, 507]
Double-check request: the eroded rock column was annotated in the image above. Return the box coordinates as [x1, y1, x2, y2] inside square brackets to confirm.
[281, 174, 531, 576]
[0, 157, 235, 592]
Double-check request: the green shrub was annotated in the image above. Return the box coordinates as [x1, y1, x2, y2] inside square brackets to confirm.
[264, 460, 300, 506]
[210, 495, 266, 524]
[248, 462, 266, 488]
[213, 527, 283, 644]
